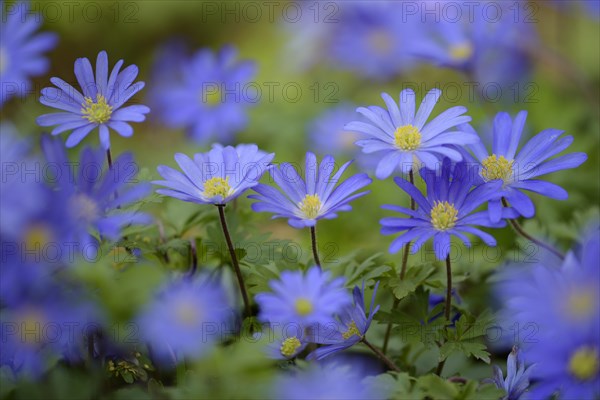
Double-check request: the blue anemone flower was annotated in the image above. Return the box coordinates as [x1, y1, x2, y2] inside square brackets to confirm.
[37, 50, 149, 149]
[463, 111, 587, 222]
[153, 144, 274, 205]
[486, 347, 533, 400]
[0, 1, 57, 107]
[496, 224, 600, 399]
[137, 276, 233, 363]
[345, 88, 477, 179]
[308, 282, 380, 360]
[249, 152, 371, 229]
[42, 136, 151, 247]
[380, 159, 508, 260]
[265, 334, 309, 361]
[153, 45, 256, 144]
[255, 266, 351, 328]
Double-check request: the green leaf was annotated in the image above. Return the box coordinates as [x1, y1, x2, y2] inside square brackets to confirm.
[388, 264, 436, 300]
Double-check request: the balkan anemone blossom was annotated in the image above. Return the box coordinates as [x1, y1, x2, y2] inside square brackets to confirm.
[249, 152, 371, 229]
[345, 88, 477, 179]
[380, 159, 508, 260]
[463, 111, 587, 222]
[153, 144, 274, 205]
[37, 50, 149, 149]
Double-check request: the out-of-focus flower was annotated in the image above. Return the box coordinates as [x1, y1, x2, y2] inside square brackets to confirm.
[463, 111, 587, 222]
[137, 277, 233, 363]
[0, 1, 57, 107]
[152, 45, 256, 144]
[42, 136, 151, 247]
[346, 89, 476, 179]
[265, 334, 308, 361]
[37, 51, 149, 149]
[255, 266, 351, 327]
[249, 152, 371, 228]
[486, 346, 533, 400]
[380, 159, 507, 259]
[428, 290, 461, 324]
[153, 144, 274, 205]
[308, 282, 380, 360]
[496, 224, 600, 399]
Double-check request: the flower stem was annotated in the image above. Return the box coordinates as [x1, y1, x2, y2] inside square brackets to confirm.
[216, 204, 251, 317]
[106, 148, 113, 170]
[382, 169, 415, 354]
[435, 255, 453, 376]
[362, 338, 401, 372]
[310, 225, 321, 269]
[501, 198, 565, 260]
[187, 239, 197, 279]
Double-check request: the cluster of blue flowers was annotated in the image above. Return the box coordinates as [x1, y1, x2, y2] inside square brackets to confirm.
[1, 1, 598, 399]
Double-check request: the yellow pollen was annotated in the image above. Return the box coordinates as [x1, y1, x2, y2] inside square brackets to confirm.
[342, 321, 362, 340]
[430, 201, 459, 231]
[203, 176, 232, 199]
[24, 225, 53, 250]
[299, 194, 322, 219]
[202, 88, 221, 106]
[294, 298, 313, 316]
[368, 30, 392, 54]
[481, 154, 514, 183]
[450, 42, 473, 61]
[81, 94, 113, 124]
[565, 290, 596, 320]
[568, 346, 599, 381]
[175, 303, 198, 327]
[70, 193, 99, 223]
[280, 336, 302, 358]
[394, 125, 422, 151]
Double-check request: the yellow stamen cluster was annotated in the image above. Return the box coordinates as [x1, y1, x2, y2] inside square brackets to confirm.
[299, 194, 322, 219]
[70, 194, 99, 223]
[203, 176, 232, 199]
[24, 225, 53, 250]
[294, 298, 313, 316]
[450, 43, 474, 61]
[394, 125, 422, 151]
[202, 88, 222, 106]
[342, 321, 362, 340]
[481, 154, 514, 183]
[568, 346, 599, 381]
[566, 290, 596, 320]
[430, 201, 459, 231]
[19, 311, 45, 345]
[280, 336, 302, 358]
[81, 94, 113, 124]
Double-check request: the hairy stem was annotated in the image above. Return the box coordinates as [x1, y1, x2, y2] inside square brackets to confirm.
[362, 338, 401, 372]
[435, 255, 453, 376]
[310, 225, 321, 269]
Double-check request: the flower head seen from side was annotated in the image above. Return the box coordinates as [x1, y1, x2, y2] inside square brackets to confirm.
[346, 89, 477, 179]
[138, 277, 232, 362]
[0, 1, 57, 107]
[255, 266, 351, 327]
[154, 45, 256, 144]
[37, 50, 149, 149]
[42, 136, 152, 247]
[496, 224, 600, 399]
[464, 111, 587, 222]
[380, 159, 507, 260]
[153, 144, 274, 205]
[249, 152, 372, 229]
[486, 346, 533, 400]
[308, 282, 380, 360]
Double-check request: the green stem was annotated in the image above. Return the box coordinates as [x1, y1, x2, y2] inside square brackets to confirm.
[362, 338, 401, 372]
[216, 204, 251, 317]
[435, 255, 453, 376]
[310, 225, 321, 269]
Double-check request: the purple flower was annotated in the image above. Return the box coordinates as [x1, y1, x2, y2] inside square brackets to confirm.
[346, 89, 477, 179]
[463, 111, 587, 222]
[249, 152, 371, 229]
[37, 50, 149, 149]
[486, 347, 533, 400]
[380, 159, 507, 260]
[0, 1, 57, 106]
[255, 266, 351, 328]
[153, 144, 274, 205]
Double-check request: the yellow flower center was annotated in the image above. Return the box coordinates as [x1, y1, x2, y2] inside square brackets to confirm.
[299, 194, 322, 219]
[202, 87, 222, 106]
[481, 154, 514, 183]
[175, 302, 199, 327]
[568, 346, 599, 381]
[342, 321, 362, 340]
[430, 201, 459, 231]
[203, 176, 232, 199]
[450, 42, 473, 61]
[294, 298, 313, 316]
[280, 336, 302, 358]
[19, 310, 45, 345]
[394, 125, 422, 151]
[81, 94, 113, 124]
[565, 290, 596, 320]
[368, 30, 392, 54]
[70, 193, 100, 223]
[24, 225, 53, 250]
